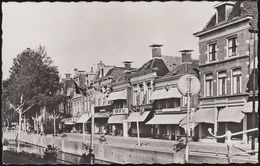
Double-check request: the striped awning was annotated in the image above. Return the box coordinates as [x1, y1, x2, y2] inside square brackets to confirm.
[76, 114, 91, 123]
[242, 101, 258, 113]
[94, 112, 112, 118]
[193, 108, 217, 124]
[126, 111, 151, 122]
[108, 115, 127, 124]
[150, 88, 182, 100]
[146, 113, 186, 125]
[108, 90, 127, 101]
[218, 107, 245, 123]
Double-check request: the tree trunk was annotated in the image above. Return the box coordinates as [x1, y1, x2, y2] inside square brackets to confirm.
[54, 109, 56, 135]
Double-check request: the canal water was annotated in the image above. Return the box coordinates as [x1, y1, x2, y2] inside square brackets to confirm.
[4, 139, 111, 164]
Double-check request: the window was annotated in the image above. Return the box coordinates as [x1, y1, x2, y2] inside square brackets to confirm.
[205, 73, 214, 97]
[227, 37, 237, 57]
[232, 68, 242, 94]
[218, 71, 227, 95]
[208, 43, 217, 61]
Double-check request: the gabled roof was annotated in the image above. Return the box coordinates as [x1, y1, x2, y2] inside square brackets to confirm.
[161, 60, 199, 79]
[162, 55, 183, 71]
[197, 1, 257, 35]
[129, 58, 169, 78]
[94, 66, 126, 84]
[62, 79, 74, 95]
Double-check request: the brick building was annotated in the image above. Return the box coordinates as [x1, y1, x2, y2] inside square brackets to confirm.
[193, 1, 258, 142]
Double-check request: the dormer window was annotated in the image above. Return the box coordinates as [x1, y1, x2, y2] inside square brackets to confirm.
[214, 2, 235, 24]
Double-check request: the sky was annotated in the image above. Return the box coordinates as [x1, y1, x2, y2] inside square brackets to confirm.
[2, 1, 219, 80]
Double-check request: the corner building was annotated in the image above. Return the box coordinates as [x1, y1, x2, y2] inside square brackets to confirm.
[193, 1, 258, 143]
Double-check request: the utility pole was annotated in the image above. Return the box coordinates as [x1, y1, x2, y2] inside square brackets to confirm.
[249, 27, 258, 151]
[185, 77, 192, 163]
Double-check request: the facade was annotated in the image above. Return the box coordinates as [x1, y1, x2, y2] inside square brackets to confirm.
[193, 1, 258, 142]
[126, 45, 183, 137]
[92, 61, 127, 134]
[147, 50, 199, 140]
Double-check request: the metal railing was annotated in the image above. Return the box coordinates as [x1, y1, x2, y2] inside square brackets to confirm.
[208, 128, 258, 163]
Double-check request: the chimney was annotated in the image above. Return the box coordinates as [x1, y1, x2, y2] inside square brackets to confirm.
[150, 44, 163, 58]
[179, 50, 193, 63]
[123, 61, 132, 70]
[97, 61, 105, 70]
[65, 73, 71, 80]
[90, 67, 94, 73]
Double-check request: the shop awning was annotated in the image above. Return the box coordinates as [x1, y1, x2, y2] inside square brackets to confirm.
[76, 114, 91, 123]
[150, 88, 182, 100]
[108, 90, 127, 101]
[242, 102, 259, 113]
[126, 111, 151, 122]
[94, 112, 112, 118]
[218, 107, 245, 123]
[193, 108, 217, 124]
[146, 113, 186, 125]
[108, 115, 127, 124]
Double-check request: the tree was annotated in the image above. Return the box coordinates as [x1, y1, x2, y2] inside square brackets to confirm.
[6, 46, 63, 128]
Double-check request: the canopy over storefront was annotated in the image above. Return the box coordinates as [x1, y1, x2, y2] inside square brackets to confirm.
[218, 107, 245, 123]
[193, 108, 217, 124]
[150, 88, 182, 100]
[242, 101, 259, 113]
[76, 114, 91, 123]
[108, 90, 127, 101]
[126, 111, 151, 122]
[108, 115, 127, 124]
[146, 113, 186, 125]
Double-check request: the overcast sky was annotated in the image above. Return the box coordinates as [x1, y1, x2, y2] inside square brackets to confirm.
[2, 1, 219, 80]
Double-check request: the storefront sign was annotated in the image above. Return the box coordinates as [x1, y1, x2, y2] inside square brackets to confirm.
[113, 108, 129, 115]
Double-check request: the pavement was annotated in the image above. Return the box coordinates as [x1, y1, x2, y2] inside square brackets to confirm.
[59, 132, 259, 156]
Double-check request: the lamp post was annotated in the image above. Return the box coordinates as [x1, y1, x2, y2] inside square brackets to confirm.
[248, 27, 258, 151]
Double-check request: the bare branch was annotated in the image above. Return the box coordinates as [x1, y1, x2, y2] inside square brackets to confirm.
[9, 103, 20, 113]
[22, 105, 33, 114]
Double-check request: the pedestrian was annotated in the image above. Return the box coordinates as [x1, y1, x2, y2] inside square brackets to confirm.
[112, 125, 116, 136]
[79, 145, 89, 164]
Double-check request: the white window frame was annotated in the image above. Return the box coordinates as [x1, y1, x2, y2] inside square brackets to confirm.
[218, 71, 227, 96]
[208, 43, 217, 62]
[227, 36, 238, 57]
[232, 68, 242, 94]
[205, 73, 214, 97]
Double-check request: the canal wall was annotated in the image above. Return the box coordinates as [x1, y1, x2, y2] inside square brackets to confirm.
[4, 132, 184, 164]
[3, 132, 257, 164]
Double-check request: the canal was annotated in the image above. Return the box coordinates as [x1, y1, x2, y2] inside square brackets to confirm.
[3, 139, 113, 164]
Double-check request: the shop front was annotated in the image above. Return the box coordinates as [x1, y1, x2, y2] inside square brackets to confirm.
[126, 111, 153, 137]
[146, 113, 186, 140]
